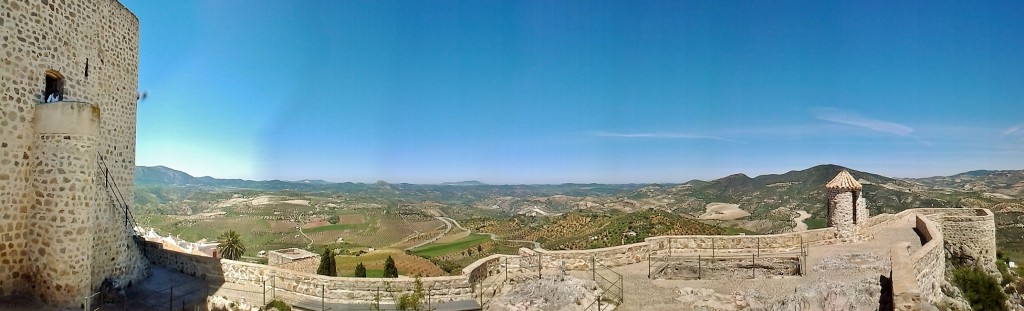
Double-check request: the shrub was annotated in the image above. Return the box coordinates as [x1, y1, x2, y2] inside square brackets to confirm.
[327, 215, 340, 224]
[997, 260, 1011, 285]
[354, 262, 367, 277]
[383, 255, 399, 278]
[951, 267, 1007, 311]
[316, 248, 336, 276]
[265, 299, 291, 311]
[395, 277, 426, 311]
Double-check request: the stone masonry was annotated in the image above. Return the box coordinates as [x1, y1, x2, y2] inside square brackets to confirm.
[826, 170, 869, 242]
[1, 0, 146, 307]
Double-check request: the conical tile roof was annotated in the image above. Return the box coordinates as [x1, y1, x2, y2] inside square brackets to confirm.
[825, 170, 862, 190]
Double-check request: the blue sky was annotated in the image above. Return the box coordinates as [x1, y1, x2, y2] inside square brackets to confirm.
[123, 1, 1024, 184]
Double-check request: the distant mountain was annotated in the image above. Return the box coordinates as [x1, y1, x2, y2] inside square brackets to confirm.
[912, 169, 1024, 198]
[440, 180, 487, 186]
[134, 164, 1020, 223]
[135, 166, 201, 185]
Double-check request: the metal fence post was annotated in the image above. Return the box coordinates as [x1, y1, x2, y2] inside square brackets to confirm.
[698, 254, 702, 279]
[751, 254, 755, 279]
[321, 284, 326, 311]
[168, 286, 174, 311]
[591, 256, 596, 281]
[647, 253, 651, 278]
[83, 295, 88, 311]
[537, 253, 542, 279]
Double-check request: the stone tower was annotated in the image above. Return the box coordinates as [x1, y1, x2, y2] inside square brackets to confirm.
[826, 170, 869, 241]
[0, 0, 146, 307]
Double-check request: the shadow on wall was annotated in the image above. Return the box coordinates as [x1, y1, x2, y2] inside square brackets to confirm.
[119, 240, 226, 310]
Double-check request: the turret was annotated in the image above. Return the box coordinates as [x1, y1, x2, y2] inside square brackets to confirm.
[826, 170, 868, 241]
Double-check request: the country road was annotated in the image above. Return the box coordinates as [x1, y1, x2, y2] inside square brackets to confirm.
[296, 225, 313, 249]
[403, 217, 453, 250]
[441, 217, 542, 249]
[793, 210, 811, 232]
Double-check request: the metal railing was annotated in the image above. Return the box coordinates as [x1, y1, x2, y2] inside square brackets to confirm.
[83, 277, 209, 311]
[98, 153, 140, 236]
[590, 256, 623, 306]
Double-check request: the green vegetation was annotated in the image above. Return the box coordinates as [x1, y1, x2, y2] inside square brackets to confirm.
[411, 234, 491, 257]
[804, 218, 827, 230]
[217, 230, 245, 260]
[354, 262, 367, 277]
[304, 223, 360, 234]
[265, 299, 291, 311]
[327, 214, 340, 224]
[383, 256, 398, 278]
[951, 267, 1007, 311]
[394, 277, 426, 311]
[317, 248, 337, 276]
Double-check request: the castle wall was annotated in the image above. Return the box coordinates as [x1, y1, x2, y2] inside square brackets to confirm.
[910, 214, 945, 306]
[0, 0, 144, 305]
[142, 241, 491, 304]
[514, 228, 837, 271]
[914, 208, 997, 274]
[28, 101, 102, 305]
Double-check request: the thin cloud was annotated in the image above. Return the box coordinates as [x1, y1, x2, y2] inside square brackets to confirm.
[1003, 125, 1022, 136]
[593, 131, 745, 144]
[811, 107, 914, 136]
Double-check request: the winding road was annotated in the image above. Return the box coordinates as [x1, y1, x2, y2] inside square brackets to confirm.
[440, 217, 542, 249]
[296, 225, 313, 249]
[792, 210, 811, 232]
[402, 217, 453, 250]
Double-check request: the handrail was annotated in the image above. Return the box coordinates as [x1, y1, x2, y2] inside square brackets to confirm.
[97, 153, 140, 236]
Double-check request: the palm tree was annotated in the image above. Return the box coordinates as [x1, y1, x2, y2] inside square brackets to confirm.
[217, 230, 246, 260]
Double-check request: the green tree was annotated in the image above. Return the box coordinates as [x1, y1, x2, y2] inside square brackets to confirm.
[354, 262, 367, 277]
[383, 255, 399, 278]
[317, 248, 336, 276]
[327, 215, 340, 224]
[216, 230, 245, 260]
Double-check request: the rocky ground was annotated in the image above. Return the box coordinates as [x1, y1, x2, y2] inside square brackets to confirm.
[489, 275, 607, 311]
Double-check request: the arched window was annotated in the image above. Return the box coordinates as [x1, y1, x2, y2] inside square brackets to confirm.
[44, 70, 65, 103]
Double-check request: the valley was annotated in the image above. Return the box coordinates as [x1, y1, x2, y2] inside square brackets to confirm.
[133, 164, 1024, 277]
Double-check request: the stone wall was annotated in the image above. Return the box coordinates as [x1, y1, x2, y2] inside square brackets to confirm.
[0, 0, 145, 306]
[144, 244, 509, 304]
[828, 190, 857, 240]
[915, 208, 997, 273]
[910, 214, 946, 305]
[516, 228, 838, 271]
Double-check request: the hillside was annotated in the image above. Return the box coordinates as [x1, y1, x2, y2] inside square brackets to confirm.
[463, 209, 745, 250]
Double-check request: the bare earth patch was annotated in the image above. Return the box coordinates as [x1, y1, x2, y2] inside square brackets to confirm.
[698, 203, 750, 220]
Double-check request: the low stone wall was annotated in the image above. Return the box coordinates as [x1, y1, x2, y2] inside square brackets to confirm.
[145, 242, 506, 304]
[910, 215, 945, 305]
[142, 241, 223, 282]
[914, 208, 996, 272]
[518, 228, 839, 271]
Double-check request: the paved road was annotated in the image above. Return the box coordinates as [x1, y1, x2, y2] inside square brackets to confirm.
[404, 217, 454, 250]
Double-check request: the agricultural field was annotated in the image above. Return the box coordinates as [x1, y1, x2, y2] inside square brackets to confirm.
[334, 250, 446, 277]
